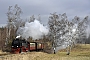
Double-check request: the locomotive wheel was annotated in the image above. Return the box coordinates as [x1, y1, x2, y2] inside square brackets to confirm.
[19, 48, 22, 53]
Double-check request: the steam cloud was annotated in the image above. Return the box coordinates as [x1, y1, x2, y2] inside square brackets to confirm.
[17, 20, 49, 40]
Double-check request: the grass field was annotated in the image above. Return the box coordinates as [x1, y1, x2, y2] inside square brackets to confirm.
[0, 44, 90, 60]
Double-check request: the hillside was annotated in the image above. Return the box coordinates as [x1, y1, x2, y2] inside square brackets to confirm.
[0, 44, 90, 60]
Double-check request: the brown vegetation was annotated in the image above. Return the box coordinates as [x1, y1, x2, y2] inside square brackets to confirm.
[0, 44, 90, 60]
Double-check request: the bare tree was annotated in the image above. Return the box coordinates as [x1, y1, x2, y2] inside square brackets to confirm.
[6, 4, 24, 45]
[72, 16, 89, 44]
[48, 13, 89, 54]
[29, 14, 41, 23]
[7, 4, 24, 29]
[29, 15, 35, 22]
[48, 13, 72, 54]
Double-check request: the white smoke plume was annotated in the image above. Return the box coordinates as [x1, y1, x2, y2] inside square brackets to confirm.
[17, 19, 49, 40]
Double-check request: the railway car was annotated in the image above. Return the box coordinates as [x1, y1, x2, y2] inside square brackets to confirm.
[11, 38, 44, 54]
[37, 42, 44, 51]
[29, 42, 37, 51]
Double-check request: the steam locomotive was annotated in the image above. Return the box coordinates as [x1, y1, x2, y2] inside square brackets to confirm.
[11, 38, 44, 54]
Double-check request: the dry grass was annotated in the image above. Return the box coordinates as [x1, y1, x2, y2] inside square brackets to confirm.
[0, 44, 90, 60]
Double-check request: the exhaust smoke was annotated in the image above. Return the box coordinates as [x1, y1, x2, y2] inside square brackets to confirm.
[16, 20, 49, 40]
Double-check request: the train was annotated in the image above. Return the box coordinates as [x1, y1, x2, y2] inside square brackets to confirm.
[11, 38, 44, 54]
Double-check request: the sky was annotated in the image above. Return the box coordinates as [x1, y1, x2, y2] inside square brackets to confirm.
[0, 0, 90, 26]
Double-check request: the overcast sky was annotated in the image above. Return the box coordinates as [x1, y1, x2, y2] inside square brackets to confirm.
[0, 0, 90, 25]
